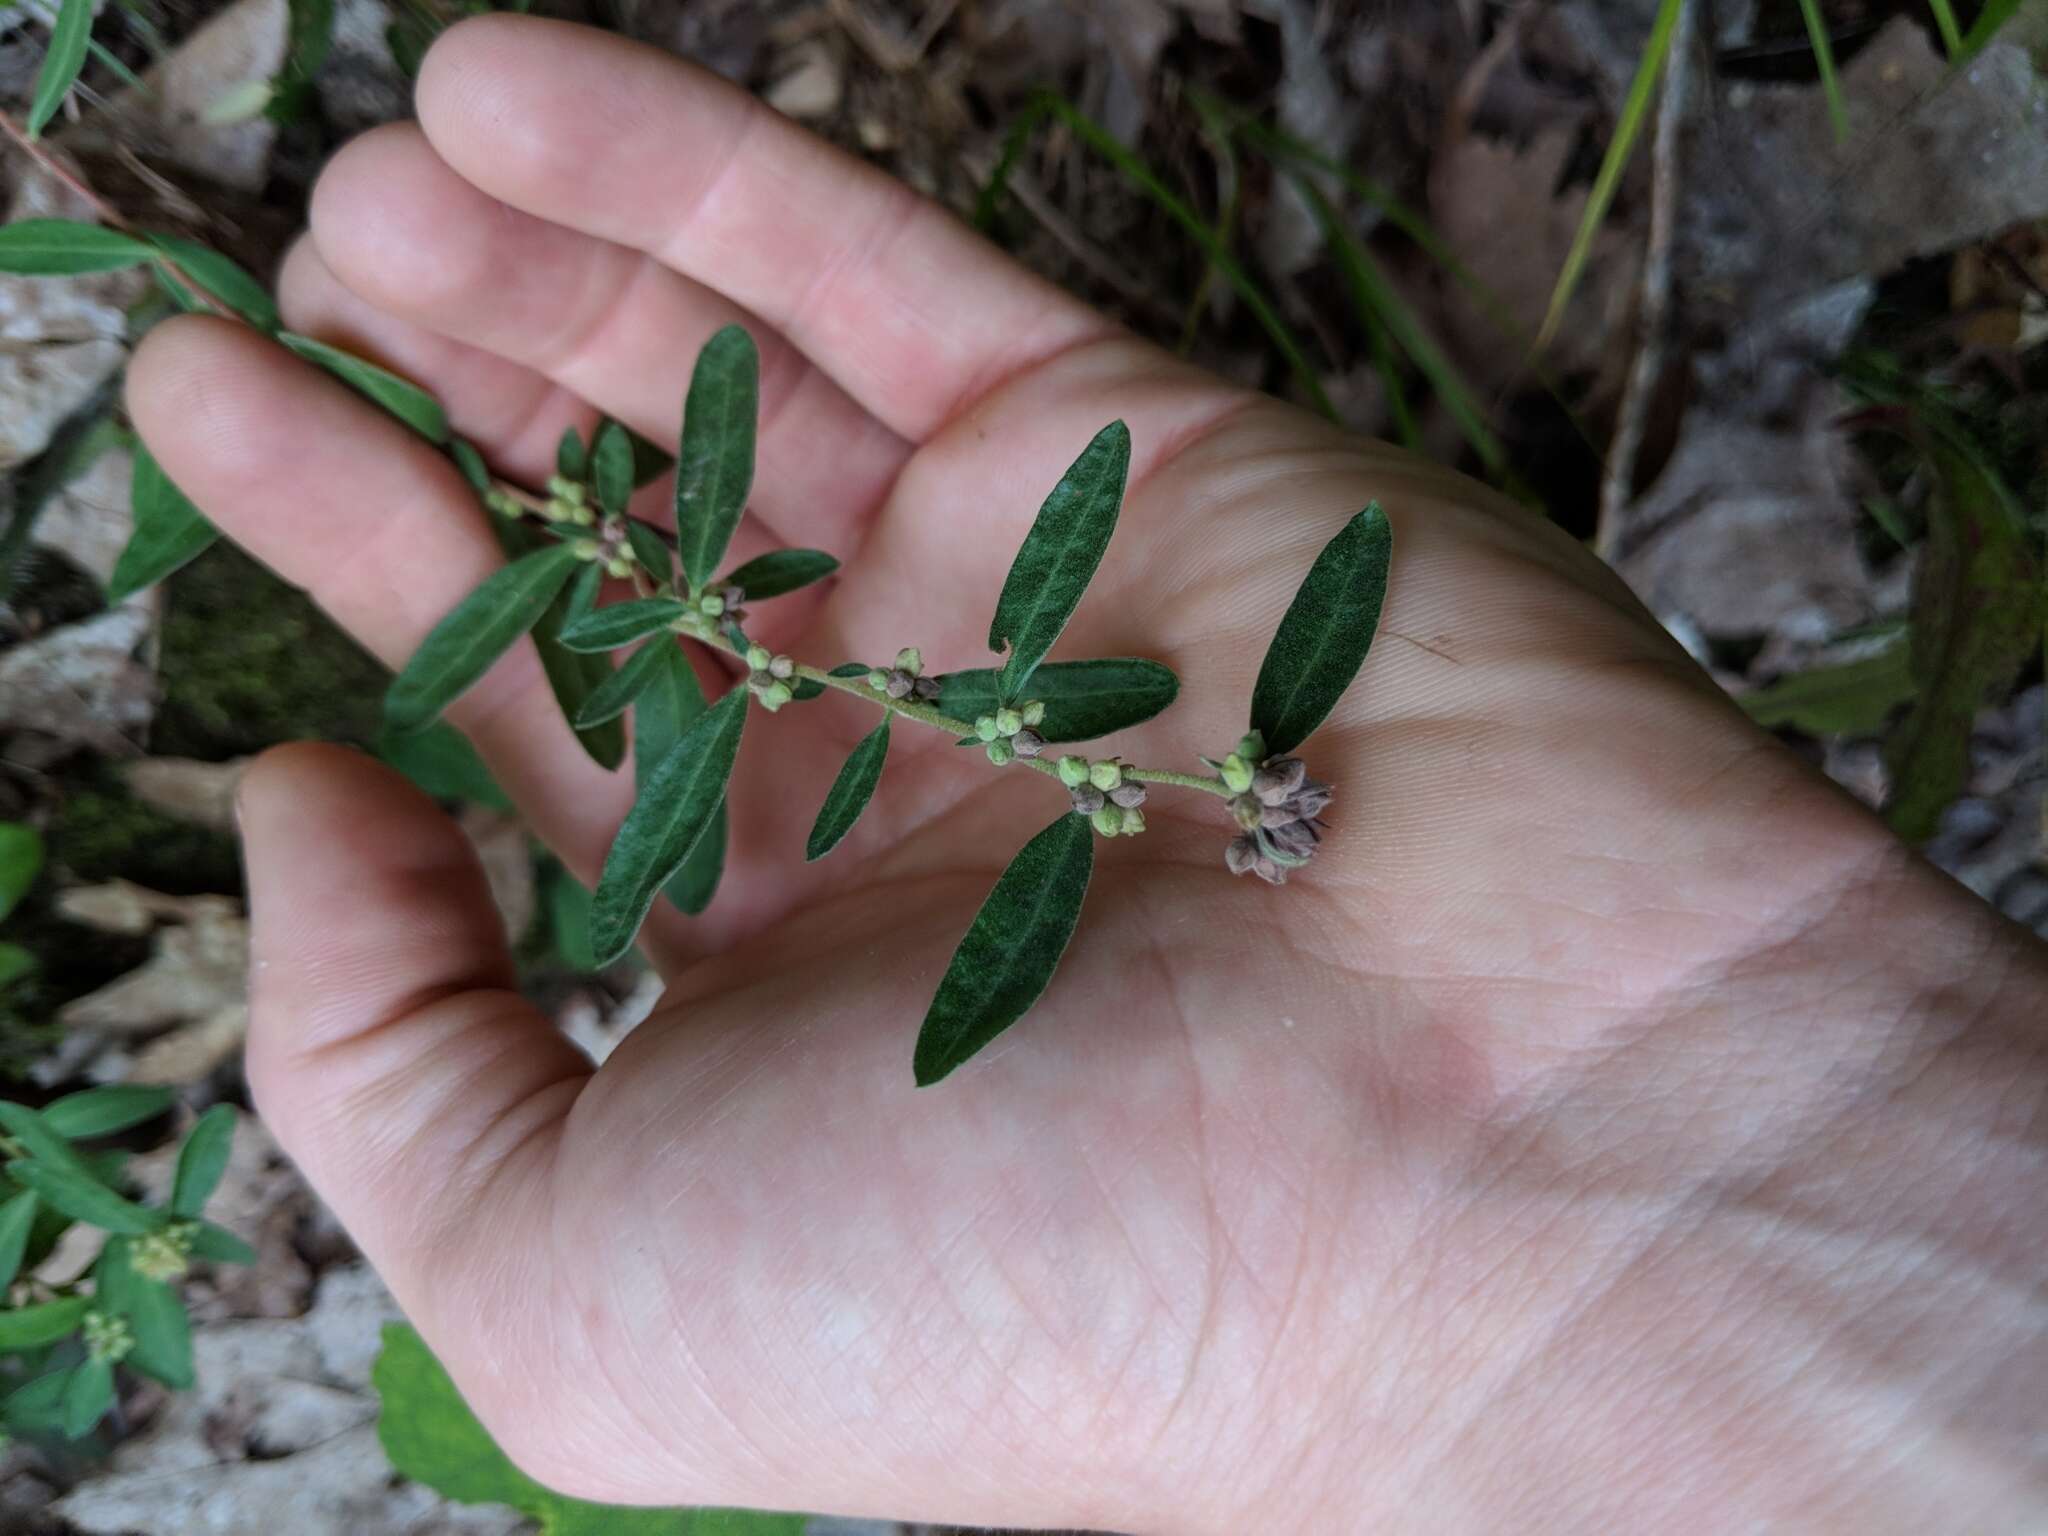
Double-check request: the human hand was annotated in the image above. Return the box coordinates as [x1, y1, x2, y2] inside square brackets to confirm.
[128, 17, 2048, 1532]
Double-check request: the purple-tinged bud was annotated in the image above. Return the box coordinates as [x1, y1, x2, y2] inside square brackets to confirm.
[1232, 794, 1264, 831]
[1108, 782, 1148, 809]
[1266, 819, 1320, 860]
[1011, 729, 1045, 757]
[768, 655, 795, 680]
[1292, 782, 1334, 820]
[721, 585, 745, 611]
[1070, 784, 1106, 815]
[1253, 854, 1287, 885]
[1253, 757, 1308, 804]
[912, 676, 942, 702]
[1225, 835, 1259, 876]
[885, 670, 916, 700]
[1259, 801, 1302, 830]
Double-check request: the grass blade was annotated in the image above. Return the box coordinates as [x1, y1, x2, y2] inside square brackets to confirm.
[1926, 0, 1963, 56]
[1957, 0, 2025, 61]
[1795, 0, 1850, 142]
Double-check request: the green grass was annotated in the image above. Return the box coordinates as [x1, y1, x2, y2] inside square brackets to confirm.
[1958, 0, 2028, 61]
[1925, 0, 1965, 56]
[1795, 0, 1850, 142]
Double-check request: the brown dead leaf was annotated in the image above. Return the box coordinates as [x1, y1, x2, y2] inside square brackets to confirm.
[59, 888, 244, 1034]
[128, 1002, 249, 1085]
[0, 604, 157, 753]
[125, 756, 249, 833]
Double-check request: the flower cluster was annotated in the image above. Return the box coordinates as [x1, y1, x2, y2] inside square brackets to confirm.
[974, 699, 1047, 765]
[744, 643, 797, 711]
[1058, 755, 1148, 836]
[129, 1222, 195, 1283]
[866, 646, 942, 705]
[1217, 732, 1332, 884]
[82, 1308, 134, 1365]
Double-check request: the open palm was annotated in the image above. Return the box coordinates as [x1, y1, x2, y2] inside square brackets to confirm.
[126, 17, 1945, 1533]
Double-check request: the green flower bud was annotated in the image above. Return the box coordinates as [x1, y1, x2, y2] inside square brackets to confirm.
[699, 593, 726, 616]
[82, 1310, 133, 1365]
[1057, 755, 1090, 788]
[1232, 793, 1265, 830]
[1091, 805, 1125, 837]
[769, 655, 795, 680]
[546, 474, 586, 502]
[895, 646, 923, 676]
[758, 681, 794, 712]
[484, 490, 522, 518]
[1120, 809, 1147, 836]
[866, 668, 891, 691]
[1088, 760, 1123, 792]
[567, 503, 597, 527]
[130, 1225, 193, 1283]
[746, 644, 772, 671]
[975, 715, 1001, 742]
[994, 707, 1023, 737]
[1235, 730, 1267, 762]
[572, 540, 602, 561]
[604, 555, 633, 579]
[986, 739, 1016, 766]
[1020, 699, 1046, 727]
[1219, 753, 1254, 793]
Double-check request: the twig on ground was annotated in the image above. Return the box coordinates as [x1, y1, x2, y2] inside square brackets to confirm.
[1596, 0, 1695, 564]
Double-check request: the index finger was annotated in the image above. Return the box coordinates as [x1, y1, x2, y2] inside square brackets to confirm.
[415, 15, 1116, 443]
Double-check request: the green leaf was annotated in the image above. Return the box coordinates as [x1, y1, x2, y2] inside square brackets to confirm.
[450, 439, 491, 494]
[498, 525, 624, 771]
[1957, 0, 2025, 60]
[1742, 641, 1915, 736]
[592, 420, 634, 518]
[144, 236, 279, 329]
[1884, 433, 2040, 842]
[171, 1104, 235, 1218]
[546, 867, 598, 971]
[635, 647, 725, 916]
[0, 943, 33, 989]
[790, 678, 825, 702]
[556, 426, 587, 481]
[278, 332, 449, 442]
[573, 638, 671, 729]
[0, 1295, 91, 1351]
[593, 688, 745, 963]
[1793, 0, 1849, 142]
[988, 421, 1130, 700]
[384, 543, 583, 734]
[0, 1190, 36, 1290]
[41, 1085, 173, 1140]
[267, 0, 335, 121]
[375, 721, 512, 811]
[187, 1220, 256, 1266]
[625, 521, 672, 584]
[1249, 504, 1392, 756]
[0, 822, 43, 922]
[108, 446, 219, 603]
[124, 1274, 195, 1388]
[7, 1159, 161, 1234]
[28, 0, 93, 137]
[720, 549, 838, 602]
[805, 718, 889, 862]
[937, 657, 1178, 743]
[558, 598, 691, 653]
[673, 325, 759, 590]
[914, 813, 1094, 1086]
[2, 1370, 73, 1435]
[61, 1356, 113, 1439]
[627, 426, 674, 489]
[0, 218, 150, 275]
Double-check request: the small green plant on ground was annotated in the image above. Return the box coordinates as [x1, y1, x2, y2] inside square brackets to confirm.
[0, 1096, 253, 1442]
[375, 1323, 804, 1533]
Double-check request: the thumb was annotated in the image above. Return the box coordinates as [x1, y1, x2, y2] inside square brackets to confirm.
[238, 743, 589, 1335]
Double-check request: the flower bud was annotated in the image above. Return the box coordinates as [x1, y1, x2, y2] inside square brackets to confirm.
[1088, 760, 1122, 792]
[1225, 834, 1259, 876]
[572, 540, 602, 561]
[1091, 805, 1125, 837]
[484, 490, 522, 519]
[758, 681, 794, 712]
[1070, 784, 1106, 815]
[699, 593, 726, 617]
[885, 670, 916, 700]
[546, 474, 585, 502]
[746, 644, 772, 671]
[130, 1225, 192, 1283]
[1108, 781, 1148, 809]
[975, 715, 1001, 741]
[986, 739, 1015, 766]
[605, 555, 633, 579]
[82, 1310, 133, 1365]
[1020, 699, 1046, 727]
[1259, 801, 1302, 830]
[1010, 729, 1045, 757]
[1266, 819, 1319, 860]
[1057, 755, 1090, 788]
[721, 585, 746, 611]
[994, 707, 1023, 737]
[895, 646, 923, 676]
[1253, 757, 1308, 805]
[1292, 783, 1334, 820]
[1120, 809, 1146, 836]
[769, 655, 795, 680]
[1232, 793, 1264, 831]
[1219, 754, 1254, 793]
[912, 676, 942, 702]
[866, 669, 891, 691]
[1235, 730, 1267, 762]
[566, 502, 597, 526]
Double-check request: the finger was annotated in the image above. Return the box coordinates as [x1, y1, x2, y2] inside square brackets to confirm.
[303, 123, 909, 551]
[416, 15, 1117, 443]
[126, 316, 663, 931]
[238, 743, 584, 1343]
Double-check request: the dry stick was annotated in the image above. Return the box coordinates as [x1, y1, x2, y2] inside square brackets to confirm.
[1596, 0, 1695, 565]
[0, 107, 236, 322]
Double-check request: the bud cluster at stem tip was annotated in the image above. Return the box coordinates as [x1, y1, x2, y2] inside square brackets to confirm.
[975, 695, 1047, 765]
[870, 645, 943, 707]
[1221, 735, 1333, 884]
[745, 642, 798, 711]
[1059, 754, 1148, 835]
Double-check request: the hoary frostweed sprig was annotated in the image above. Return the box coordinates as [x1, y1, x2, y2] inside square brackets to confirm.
[384, 325, 1393, 1084]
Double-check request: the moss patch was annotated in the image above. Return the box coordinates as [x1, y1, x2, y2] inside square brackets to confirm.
[152, 542, 387, 758]
[51, 759, 241, 895]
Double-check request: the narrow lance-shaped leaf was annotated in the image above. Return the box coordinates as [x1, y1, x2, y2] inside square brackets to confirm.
[558, 597, 692, 653]
[97, 1241, 194, 1389]
[938, 657, 1178, 743]
[0, 1295, 91, 1351]
[384, 543, 583, 734]
[989, 421, 1130, 700]
[674, 324, 759, 590]
[171, 1104, 236, 1217]
[109, 447, 218, 603]
[1249, 504, 1392, 756]
[0, 1190, 37, 1291]
[592, 687, 746, 964]
[914, 813, 1094, 1086]
[188, 1221, 257, 1266]
[721, 548, 839, 602]
[557, 426, 588, 481]
[0, 822, 42, 922]
[500, 525, 624, 771]
[61, 1357, 114, 1439]
[41, 1084, 173, 1139]
[0, 219, 151, 275]
[28, 0, 93, 137]
[278, 332, 449, 442]
[450, 439, 491, 494]
[573, 638, 673, 730]
[624, 520, 672, 583]
[375, 720, 511, 810]
[806, 717, 889, 861]
[7, 1158, 162, 1234]
[592, 420, 635, 518]
[144, 236, 280, 330]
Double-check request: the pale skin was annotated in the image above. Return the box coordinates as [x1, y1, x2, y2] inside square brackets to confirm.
[124, 17, 2046, 1532]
